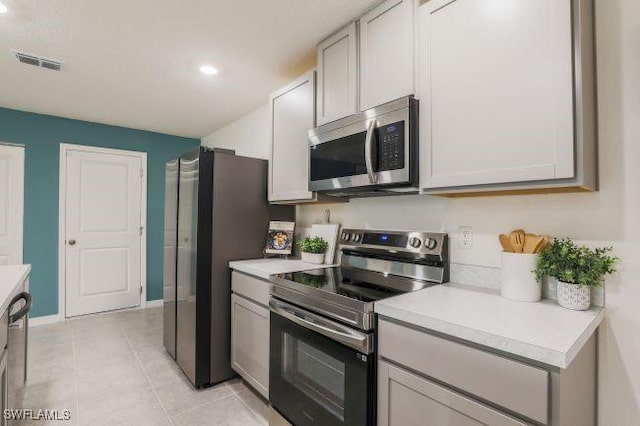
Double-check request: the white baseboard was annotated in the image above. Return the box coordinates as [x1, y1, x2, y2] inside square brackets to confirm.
[145, 299, 163, 308]
[30, 301, 163, 326]
[29, 314, 62, 327]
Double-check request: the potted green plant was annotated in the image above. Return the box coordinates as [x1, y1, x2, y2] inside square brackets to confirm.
[298, 236, 329, 265]
[534, 238, 618, 310]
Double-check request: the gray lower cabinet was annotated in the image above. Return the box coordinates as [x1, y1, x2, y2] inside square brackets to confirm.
[230, 272, 270, 399]
[378, 360, 526, 426]
[378, 318, 597, 426]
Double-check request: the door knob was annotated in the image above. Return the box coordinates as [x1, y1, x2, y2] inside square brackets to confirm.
[68, 239, 76, 246]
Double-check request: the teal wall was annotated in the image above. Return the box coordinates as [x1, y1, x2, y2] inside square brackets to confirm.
[0, 107, 200, 317]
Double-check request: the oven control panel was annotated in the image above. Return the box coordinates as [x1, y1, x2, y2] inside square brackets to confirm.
[339, 229, 447, 256]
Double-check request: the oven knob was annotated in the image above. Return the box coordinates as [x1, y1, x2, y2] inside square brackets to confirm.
[342, 232, 350, 241]
[409, 237, 422, 248]
[352, 234, 361, 242]
[425, 238, 438, 250]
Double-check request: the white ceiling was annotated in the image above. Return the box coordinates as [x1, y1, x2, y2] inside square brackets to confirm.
[0, 0, 378, 138]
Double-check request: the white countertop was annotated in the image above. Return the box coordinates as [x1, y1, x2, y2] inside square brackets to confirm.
[375, 283, 603, 369]
[229, 258, 336, 280]
[0, 264, 31, 313]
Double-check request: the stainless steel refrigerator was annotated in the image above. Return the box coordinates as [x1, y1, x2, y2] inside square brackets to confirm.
[163, 147, 294, 388]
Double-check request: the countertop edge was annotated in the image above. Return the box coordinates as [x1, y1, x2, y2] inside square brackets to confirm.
[229, 260, 336, 280]
[562, 308, 605, 367]
[0, 264, 31, 314]
[228, 264, 271, 280]
[375, 301, 601, 369]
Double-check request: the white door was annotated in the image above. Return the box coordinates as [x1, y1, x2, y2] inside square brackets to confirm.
[63, 146, 145, 317]
[0, 145, 24, 265]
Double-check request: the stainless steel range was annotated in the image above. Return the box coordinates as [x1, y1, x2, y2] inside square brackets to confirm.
[269, 229, 449, 426]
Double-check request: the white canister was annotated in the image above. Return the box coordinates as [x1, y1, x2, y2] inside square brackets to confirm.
[501, 252, 541, 302]
[301, 251, 325, 265]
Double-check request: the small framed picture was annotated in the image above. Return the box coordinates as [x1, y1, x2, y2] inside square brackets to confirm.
[265, 221, 295, 255]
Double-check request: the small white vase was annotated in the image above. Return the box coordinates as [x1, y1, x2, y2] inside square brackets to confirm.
[301, 251, 325, 265]
[556, 280, 591, 310]
[500, 252, 541, 302]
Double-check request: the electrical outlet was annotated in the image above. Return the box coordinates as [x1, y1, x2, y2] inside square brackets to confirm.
[459, 226, 473, 249]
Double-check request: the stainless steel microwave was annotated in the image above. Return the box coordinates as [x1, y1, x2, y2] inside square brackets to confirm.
[308, 96, 418, 197]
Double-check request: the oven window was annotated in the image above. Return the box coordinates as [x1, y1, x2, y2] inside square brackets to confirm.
[282, 333, 346, 421]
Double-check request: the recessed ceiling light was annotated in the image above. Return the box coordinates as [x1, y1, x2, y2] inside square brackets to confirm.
[199, 65, 218, 76]
[0, 3, 8, 14]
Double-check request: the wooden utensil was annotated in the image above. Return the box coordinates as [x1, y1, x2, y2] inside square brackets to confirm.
[499, 234, 513, 252]
[509, 229, 525, 253]
[534, 236, 550, 254]
[523, 234, 544, 254]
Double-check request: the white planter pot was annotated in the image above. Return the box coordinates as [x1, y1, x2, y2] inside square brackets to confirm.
[556, 280, 591, 310]
[500, 252, 541, 302]
[301, 251, 325, 265]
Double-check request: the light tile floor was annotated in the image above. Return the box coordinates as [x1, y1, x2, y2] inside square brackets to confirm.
[21, 307, 271, 425]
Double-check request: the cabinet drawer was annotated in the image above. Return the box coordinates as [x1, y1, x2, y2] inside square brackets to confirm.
[378, 360, 527, 426]
[379, 319, 549, 424]
[231, 271, 270, 307]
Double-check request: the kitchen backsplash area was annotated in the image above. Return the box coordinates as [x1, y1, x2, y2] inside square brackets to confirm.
[296, 193, 613, 308]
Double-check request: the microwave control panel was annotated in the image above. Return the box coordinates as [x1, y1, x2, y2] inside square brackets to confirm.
[377, 121, 405, 171]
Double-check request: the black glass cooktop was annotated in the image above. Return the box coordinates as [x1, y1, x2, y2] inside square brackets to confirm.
[276, 267, 401, 303]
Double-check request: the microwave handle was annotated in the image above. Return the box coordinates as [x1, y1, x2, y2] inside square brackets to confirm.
[364, 119, 378, 184]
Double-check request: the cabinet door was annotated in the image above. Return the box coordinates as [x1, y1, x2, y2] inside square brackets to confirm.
[360, 0, 415, 111]
[0, 145, 24, 265]
[316, 23, 358, 125]
[231, 294, 269, 399]
[419, 0, 574, 190]
[378, 360, 527, 426]
[269, 70, 316, 203]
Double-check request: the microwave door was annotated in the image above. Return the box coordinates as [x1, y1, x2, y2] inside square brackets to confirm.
[309, 130, 372, 192]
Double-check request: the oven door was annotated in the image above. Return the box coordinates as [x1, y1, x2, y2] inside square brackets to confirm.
[269, 299, 375, 426]
[309, 97, 415, 193]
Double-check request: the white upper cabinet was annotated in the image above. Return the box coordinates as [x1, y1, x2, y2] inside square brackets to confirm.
[419, 0, 596, 194]
[269, 70, 316, 203]
[359, 0, 415, 111]
[316, 23, 358, 126]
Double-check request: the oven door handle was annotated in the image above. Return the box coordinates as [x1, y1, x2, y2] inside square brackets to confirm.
[270, 298, 373, 354]
[364, 119, 378, 184]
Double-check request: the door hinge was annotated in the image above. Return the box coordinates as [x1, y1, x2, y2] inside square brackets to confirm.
[139, 226, 144, 236]
[140, 168, 143, 178]
[140, 286, 143, 295]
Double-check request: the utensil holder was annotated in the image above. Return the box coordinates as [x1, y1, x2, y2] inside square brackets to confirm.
[501, 252, 541, 302]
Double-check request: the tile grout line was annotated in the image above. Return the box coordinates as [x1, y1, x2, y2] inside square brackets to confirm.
[125, 307, 241, 421]
[225, 381, 269, 423]
[169, 391, 238, 418]
[121, 321, 174, 426]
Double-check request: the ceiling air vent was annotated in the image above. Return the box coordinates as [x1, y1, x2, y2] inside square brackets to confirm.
[11, 49, 64, 71]
[40, 59, 62, 71]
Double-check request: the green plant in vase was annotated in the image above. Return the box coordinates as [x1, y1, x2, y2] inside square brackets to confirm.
[298, 236, 329, 265]
[534, 238, 618, 310]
